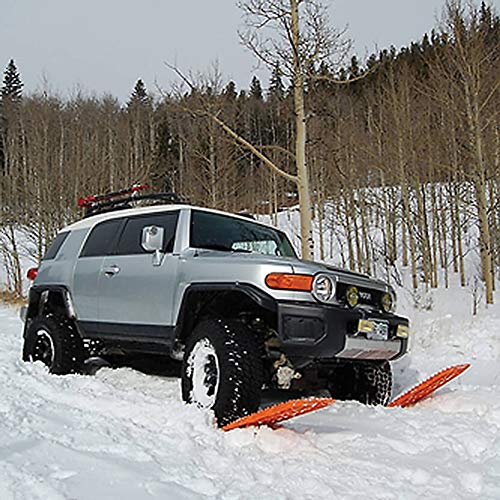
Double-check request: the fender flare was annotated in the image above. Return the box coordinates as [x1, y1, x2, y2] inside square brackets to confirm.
[24, 285, 78, 337]
[173, 282, 277, 342]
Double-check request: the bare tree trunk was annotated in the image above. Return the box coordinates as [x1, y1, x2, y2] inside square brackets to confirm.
[291, 0, 313, 259]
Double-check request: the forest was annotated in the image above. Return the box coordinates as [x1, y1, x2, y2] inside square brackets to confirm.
[0, 1, 498, 308]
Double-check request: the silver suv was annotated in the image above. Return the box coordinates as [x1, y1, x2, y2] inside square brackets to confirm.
[21, 190, 409, 426]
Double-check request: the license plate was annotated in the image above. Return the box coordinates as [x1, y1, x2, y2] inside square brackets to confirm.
[366, 320, 389, 341]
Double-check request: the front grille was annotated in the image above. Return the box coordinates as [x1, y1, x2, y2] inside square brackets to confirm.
[336, 282, 382, 310]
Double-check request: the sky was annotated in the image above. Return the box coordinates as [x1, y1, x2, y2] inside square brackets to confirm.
[1, 0, 499, 102]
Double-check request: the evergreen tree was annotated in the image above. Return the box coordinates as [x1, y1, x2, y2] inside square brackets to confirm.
[348, 55, 360, 78]
[127, 79, 149, 107]
[366, 53, 378, 69]
[268, 63, 284, 101]
[249, 76, 263, 100]
[223, 81, 237, 100]
[1, 59, 23, 102]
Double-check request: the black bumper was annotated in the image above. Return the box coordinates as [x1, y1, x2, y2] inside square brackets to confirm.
[277, 302, 409, 368]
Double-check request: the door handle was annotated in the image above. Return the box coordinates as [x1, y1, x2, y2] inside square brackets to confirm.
[103, 265, 120, 277]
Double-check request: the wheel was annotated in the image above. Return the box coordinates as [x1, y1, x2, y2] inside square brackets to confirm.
[181, 318, 264, 426]
[22, 315, 85, 375]
[327, 360, 392, 406]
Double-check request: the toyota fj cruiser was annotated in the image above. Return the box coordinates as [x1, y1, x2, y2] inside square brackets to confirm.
[21, 187, 409, 425]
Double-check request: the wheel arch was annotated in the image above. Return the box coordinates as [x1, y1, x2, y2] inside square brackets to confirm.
[24, 285, 78, 337]
[174, 283, 277, 345]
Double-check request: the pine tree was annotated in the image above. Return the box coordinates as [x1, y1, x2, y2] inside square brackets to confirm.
[366, 53, 378, 71]
[127, 79, 149, 107]
[249, 76, 263, 100]
[1, 59, 23, 102]
[348, 55, 360, 78]
[268, 63, 285, 101]
[223, 81, 237, 100]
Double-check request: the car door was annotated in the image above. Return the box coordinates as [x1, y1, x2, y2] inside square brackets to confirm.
[72, 218, 124, 323]
[98, 211, 180, 337]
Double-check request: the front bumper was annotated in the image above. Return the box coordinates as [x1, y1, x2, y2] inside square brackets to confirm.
[277, 302, 409, 367]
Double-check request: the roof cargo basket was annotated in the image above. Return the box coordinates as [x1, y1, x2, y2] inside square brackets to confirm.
[78, 185, 185, 218]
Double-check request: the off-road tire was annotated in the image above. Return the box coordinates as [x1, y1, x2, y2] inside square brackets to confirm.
[181, 318, 264, 426]
[22, 315, 85, 375]
[328, 360, 392, 406]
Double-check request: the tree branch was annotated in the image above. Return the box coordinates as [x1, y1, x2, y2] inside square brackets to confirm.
[309, 64, 379, 85]
[165, 63, 298, 185]
[210, 113, 298, 183]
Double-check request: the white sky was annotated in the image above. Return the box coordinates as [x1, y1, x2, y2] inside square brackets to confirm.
[1, 0, 499, 101]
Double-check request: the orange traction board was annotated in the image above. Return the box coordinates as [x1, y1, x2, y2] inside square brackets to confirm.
[222, 397, 335, 432]
[388, 363, 470, 408]
[222, 364, 471, 431]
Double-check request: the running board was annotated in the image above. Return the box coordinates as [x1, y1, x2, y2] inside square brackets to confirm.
[222, 363, 470, 431]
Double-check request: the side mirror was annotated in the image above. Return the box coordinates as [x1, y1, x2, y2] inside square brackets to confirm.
[141, 225, 165, 266]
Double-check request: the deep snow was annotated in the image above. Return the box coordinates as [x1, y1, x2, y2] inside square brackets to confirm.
[1, 283, 500, 499]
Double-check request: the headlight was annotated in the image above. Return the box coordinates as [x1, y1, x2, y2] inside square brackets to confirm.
[345, 286, 359, 308]
[312, 274, 335, 303]
[381, 291, 395, 313]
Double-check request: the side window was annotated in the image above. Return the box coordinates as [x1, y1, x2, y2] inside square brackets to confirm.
[80, 219, 123, 257]
[43, 232, 69, 260]
[115, 212, 179, 256]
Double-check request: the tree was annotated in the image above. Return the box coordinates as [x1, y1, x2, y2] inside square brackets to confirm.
[127, 78, 149, 107]
[237, 0, 350, 259]
[0, 59, 23, 175]
[167, 2, 353, 259]
[249, 76, 263, 100]
[269, 62, 285, 100]
[223, 81, 238, 100]
[425, 1, 499, 303]
[1, 59, 23, 102]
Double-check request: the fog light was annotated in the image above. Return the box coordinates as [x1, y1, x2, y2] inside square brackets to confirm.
[396, 325, 409, 338]
[381, 292, 395, 313]
[346, 286, 359, 308]
[358, 319, 374, 334]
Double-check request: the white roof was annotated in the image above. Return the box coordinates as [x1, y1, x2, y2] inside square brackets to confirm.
[63, 204, 277, 232]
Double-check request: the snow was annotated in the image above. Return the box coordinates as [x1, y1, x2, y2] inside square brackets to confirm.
[1, 291, 500, 499]
[1, 207, 500, 498]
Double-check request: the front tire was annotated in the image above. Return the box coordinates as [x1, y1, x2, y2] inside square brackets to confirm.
[22, 315, 85, 375]
[328, 360, 392, 406]
[181, 318, 264, 426]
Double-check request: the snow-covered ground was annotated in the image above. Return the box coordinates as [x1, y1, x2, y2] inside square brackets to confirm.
[1, 208, 499, 498]
[1, 283, 500, 499]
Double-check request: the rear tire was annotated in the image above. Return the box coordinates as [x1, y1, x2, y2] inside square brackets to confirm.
[328, 360, 392, 406]
[181, 318, 264, 426]
[22, 315, 85, 375]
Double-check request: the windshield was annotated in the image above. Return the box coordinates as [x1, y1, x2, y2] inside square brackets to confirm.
[190, 210, 297, 258]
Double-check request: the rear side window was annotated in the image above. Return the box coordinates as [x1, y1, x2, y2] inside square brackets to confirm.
[116, 212, 179, 255]
[80, 219, 123, 257]
[43, 232, 69, 260]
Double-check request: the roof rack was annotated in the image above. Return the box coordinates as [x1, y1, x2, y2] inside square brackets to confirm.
[78, 185, 185, 218]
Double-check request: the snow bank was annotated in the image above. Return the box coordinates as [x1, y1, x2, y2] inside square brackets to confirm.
[1, 300, 499, 499]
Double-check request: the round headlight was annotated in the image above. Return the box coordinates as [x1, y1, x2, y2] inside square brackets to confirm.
[312, 274, 335, 302]
[345, 286, 359, 308]
[381, 291, 395, 313]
